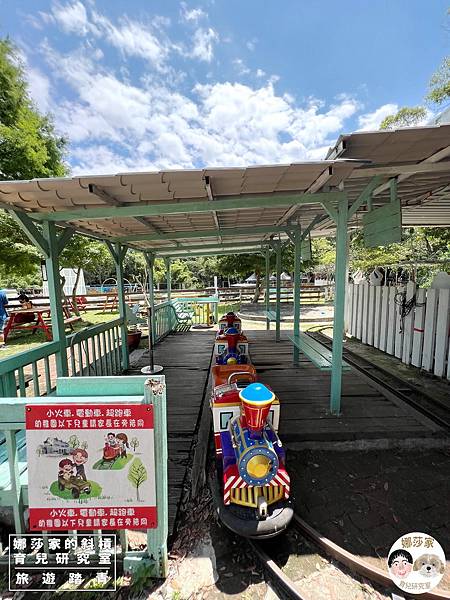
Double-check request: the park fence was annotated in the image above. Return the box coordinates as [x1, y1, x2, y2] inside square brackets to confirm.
[346, 282, 450, 380]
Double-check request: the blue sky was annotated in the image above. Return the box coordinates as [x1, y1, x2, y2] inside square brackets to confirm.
[0, 0, 448, 174]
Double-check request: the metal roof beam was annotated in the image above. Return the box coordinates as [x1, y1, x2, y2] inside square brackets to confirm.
[204, 175, 222, 243]
[153, 240, 269, 254]
[372, 145, 450, 197]
[89, 183, 164, 235]
[157, 248, 264, 259]
[30, 191, 345, 222]
[350, 160, 450, 178]
[116, 224, 293, 242]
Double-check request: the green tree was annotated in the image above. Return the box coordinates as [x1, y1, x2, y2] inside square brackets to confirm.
[426, 56, 450, 105]
[68, 435, 80, 449]
[0, 38, 68, 286]
[0, 39, 68, 180]
[379, 106, 427, 130]
[0, 212, 41, 285]
[127, 458, 147, 501]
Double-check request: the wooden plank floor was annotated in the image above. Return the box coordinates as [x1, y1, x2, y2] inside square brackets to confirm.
[129, 328, 444, 533]
[249, 330, 445, 442]
[129, 330, 215, 535]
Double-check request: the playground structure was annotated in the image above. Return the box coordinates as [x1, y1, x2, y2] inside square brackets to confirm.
[0, 124, 449, 582]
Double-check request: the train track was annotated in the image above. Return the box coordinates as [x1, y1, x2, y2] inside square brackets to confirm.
[308, 330, 450, 431]
[250, 513, 450, 600]
[247, 333, 450, 599]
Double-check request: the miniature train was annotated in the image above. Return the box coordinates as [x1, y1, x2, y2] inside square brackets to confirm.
[210, 312, 293, 538]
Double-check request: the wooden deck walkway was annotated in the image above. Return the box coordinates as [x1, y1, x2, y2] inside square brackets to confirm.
[129, 328, 444, 535]
[129, 330, 215, 536]
[249, 330, 445, 443]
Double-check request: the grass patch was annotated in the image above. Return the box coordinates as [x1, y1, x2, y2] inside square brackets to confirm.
[92, 453, 133, 470]
[49, 479, 102, 500]
[0, 311, 119, 358]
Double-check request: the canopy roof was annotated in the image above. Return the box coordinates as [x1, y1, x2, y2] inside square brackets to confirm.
[0, 124, 449, 256]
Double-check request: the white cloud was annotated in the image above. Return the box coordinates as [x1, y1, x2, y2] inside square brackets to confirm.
[43, 1, 96, 36]
[180, 3, 207, 23]
[190, 27, 218, 62]
[29, 4, 367, 175]
[92, 13, 169, 69]
[41, 2, 171, 69]
[357, 103, 398, 131]
[27, 67, 51, 113]
[233, 58, 250, 76]
[39, 41, 361, 173]
[246, 39, 257, 51]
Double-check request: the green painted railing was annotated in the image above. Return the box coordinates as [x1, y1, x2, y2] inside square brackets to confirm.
[0, 375, 168, 578]
[67, 318, 123, 378]
[0, 318, 124, 398]
[172, 296, 219, 325]
[154, 301, 179, 343]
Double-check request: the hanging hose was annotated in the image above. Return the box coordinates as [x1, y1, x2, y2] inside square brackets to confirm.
[393, 290, 425, 333]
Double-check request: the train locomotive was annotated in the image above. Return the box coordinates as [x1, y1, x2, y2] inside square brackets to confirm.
[210, 313, 293, 538]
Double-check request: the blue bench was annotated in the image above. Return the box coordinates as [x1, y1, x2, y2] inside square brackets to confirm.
[288, 332, 350, 371]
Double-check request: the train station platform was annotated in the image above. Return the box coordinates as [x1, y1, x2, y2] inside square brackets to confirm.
[137, 328, 449, 598]
[250, 330, 447, 446]
[130, 327, 448, 541]
[129, 329, 215, 536]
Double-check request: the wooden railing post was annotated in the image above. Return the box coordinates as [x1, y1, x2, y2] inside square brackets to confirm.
[144, 376, 168, 577]
[106, 243, 129, 372]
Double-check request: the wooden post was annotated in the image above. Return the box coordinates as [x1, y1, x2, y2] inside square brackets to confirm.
[106, 243, 129, 372]
[275, 240, 282, 342]
[42, 221, 69, 376]
[144, 377, 168, 578]
[293, 228, 302, 363]
[164, 257, 171, 302]
[265, 247, 270, 331]
[329, 197, 349, 414]
[145, 253, 157, 344]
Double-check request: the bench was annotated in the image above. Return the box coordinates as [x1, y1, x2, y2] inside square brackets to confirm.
[265, 310, 278, 330]
[64, 316, 82, 329]
[171, 300, 194, 329]
[288, 332, 350, 371]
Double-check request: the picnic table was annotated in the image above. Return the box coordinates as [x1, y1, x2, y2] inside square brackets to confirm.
[3, 307, 81, 342]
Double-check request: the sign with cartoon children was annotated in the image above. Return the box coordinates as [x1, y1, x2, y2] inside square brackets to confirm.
[26, 403, 157, 531]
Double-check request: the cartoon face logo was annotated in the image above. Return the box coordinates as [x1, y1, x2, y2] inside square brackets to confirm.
[388, 550, 413, 579]
[72, 449, 88, 466]
[413, 554, 445, 578]
[387, 532, 446, 594]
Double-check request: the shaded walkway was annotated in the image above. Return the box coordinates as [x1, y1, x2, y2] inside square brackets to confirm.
[129, 330, 215, 535]
[249, 330, 445, 443]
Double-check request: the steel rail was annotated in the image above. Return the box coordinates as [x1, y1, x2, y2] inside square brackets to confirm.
[248, 539, 307, 600]
[250, 514, 450, 600]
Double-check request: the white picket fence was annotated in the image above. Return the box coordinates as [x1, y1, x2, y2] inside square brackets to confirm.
[346, 282, 450, 380]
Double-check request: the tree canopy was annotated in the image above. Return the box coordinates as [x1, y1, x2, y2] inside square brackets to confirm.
[0, 39, 68, 180]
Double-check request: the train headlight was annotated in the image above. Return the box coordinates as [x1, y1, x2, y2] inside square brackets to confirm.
[247, 455, 271, 479]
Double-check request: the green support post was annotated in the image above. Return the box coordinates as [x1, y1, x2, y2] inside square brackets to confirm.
[275, 240, 282, 342]
[106, 243, 129, 372]
[145, 253, 157, 344]
[164, 257, 171, 302]
[144, 377, 168, 578]
[293, 228, 302, 363]
[329, 197, 349, 414]
[42, 221, 69, 376]
[265, 247, 270, 331]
